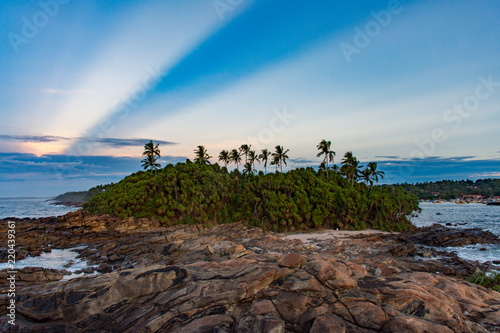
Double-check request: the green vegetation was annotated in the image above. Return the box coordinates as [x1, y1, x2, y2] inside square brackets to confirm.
[468, 271, 500, 292]
[84, 140, 419, 232]
[194, 145, 212, 165]
[396, 179, 500, 200]
[84, 162, 418, 232]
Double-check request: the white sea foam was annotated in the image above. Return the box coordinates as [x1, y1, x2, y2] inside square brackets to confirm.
[0, 246, 95, 280]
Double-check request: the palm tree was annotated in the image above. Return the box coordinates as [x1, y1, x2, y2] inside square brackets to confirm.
[239, 144, 251, 163]
[218, 150, 230, 168]
[243, 162, 255, 176]
[230, 149, 242, 170]
[316, 139, 336, 180]
[270, 154, 280, 172]
[272, 145, 289, 172]
[259, 149, 272, 174]
[360, 168, 371, 185]
[340, 151, 361, 185]
[141, 140, 161, 175]
[366, 162, 385, 188]
[194, 145, 212, 165]
[248, 150, 259, 171]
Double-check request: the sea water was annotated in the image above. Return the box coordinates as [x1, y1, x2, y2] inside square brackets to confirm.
[412, 202, 500, 263]
[0, 197, 79, 219]
[0, 247, 93, 280]
[0, 197, 86, 279]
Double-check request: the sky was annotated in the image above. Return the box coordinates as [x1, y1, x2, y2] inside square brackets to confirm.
[1, 0, 499, 197]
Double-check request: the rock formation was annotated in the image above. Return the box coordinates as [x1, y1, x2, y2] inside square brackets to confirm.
[0, 212, 499, 332]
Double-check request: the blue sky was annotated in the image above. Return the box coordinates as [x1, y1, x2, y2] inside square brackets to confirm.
[1, 0, 500, 197]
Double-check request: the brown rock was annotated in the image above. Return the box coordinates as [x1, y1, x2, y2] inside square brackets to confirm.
[390, 242, 416, 257]
[174, 314, 234, 333]
[345, 301, 388, 330]
[277, 253, 307, 268]
[310, 314, 347, 333]
[281, 270, 326, 293]
[272, 291, 312, 323]
[344, 261, 368, 276]
[254, 316, 285, 333]
[383, 315, 454, 333]
[2, 218, 500, 332]
[249, 300, 278, 316]
[96, 263, 112, 273]
[376, 263, 398, 276]
[108, 254, 119, 262]
[204, 245, 215, 256]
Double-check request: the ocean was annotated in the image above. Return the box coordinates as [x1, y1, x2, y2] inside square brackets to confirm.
[412, 202, 500, 264]
[0, 197, 79, 219]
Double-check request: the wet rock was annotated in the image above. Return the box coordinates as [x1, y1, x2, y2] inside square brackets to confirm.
[96, 263, 112, 273]
[63, 260, 74, 268]
[82, 267, 95, 274]
[406, 224, 500, 247]
[15, 267, 66, 283]
[390, 242, 416, 257]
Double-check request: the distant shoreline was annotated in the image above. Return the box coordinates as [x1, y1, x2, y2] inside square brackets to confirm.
[50, 200, 84, 207]
[0, 197, 52, 200]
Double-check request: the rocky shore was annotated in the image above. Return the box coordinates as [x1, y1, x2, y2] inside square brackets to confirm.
[1, 211, 499, 332]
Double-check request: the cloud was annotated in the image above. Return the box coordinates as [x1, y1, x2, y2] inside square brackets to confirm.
[289, 158, 317, 164]
[96, 138, 176, 147]
[0, 135, 175, 148]
[0, 153, 187, 197]
[0, 135, 69, 143]
[374, 156, 400, 159]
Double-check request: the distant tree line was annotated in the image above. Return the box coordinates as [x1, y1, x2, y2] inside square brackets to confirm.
[53, 184, 113, 205]
[395, 179, 500, 200]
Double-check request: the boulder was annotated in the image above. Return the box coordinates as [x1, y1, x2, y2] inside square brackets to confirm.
[277, 253, 307, 268]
